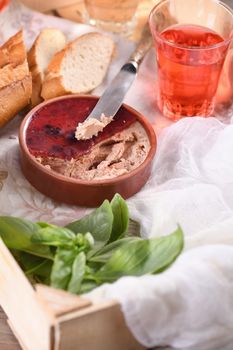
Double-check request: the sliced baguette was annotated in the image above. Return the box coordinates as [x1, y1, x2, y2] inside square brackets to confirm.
[0, 76, 32, 128]
[0, 31, 32, 128]
[1, 30, 26, 67]
[28, 28, 66, 106]
[41, 32, 115, 100]
[0, 61, 29, 89]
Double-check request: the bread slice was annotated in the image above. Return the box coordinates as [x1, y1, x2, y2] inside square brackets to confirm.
[28, 28, 66, 106]
[41, 32, 115, 100]
[0, 31, 32, 128]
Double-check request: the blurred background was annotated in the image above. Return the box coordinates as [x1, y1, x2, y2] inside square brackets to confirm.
[15, 1, 170, 39]
[19, 0, 159, 21]
[19, 0, 233, 40]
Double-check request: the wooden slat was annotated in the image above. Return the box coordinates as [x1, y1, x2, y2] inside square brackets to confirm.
[36, 285, 92, 317]
[0, 308, 20, 350]
[1, 304, 172, 350]
[0, 239, 55, 350]
[57, 301, 145, 350]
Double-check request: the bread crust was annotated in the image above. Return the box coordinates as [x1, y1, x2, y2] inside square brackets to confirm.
[1, 31, 26, 67]
[0, 31, 32, 128]
[0, 75, 32, 128]
[27, 32, 46, 106]
[30, 67, 44, 107]
[0, 48, 10, 68]
[27, 32, 39, 69]
[41, 76, 68, 100]
[40, 46, 66, 100]
[0, 61, 29, 89]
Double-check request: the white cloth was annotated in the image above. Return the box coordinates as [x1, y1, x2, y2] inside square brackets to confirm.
[88, 245, 233, 350]
[1, 2, 233, 350]
[88, 117, 233, 350]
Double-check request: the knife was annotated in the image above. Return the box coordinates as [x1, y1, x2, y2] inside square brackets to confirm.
[86, 24, 153, 121]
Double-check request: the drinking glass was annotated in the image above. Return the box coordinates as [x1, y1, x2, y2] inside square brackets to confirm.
[0, 0, 8, 11]
[84, 0, 140, 35]
[149, 0, 233, 120]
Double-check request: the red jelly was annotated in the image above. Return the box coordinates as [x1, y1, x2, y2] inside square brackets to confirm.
[26, 97, 136, 160]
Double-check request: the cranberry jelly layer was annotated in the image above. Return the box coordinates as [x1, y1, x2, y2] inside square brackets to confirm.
[26, 97, 136, 160]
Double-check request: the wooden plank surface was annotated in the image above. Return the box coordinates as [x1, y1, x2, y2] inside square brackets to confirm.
[0, 306, 170, 350]
[0, 307, 20, 350]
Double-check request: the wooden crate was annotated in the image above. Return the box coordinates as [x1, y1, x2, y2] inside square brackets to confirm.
[0, 239, 145, 350]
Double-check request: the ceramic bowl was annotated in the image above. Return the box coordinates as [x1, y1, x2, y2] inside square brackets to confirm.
[19, 95, 157, 207]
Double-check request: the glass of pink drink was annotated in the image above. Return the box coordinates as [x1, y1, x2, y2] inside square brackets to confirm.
[149, 0, 233, 120]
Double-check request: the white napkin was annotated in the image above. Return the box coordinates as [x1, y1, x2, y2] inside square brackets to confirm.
[88, 117, 233, 350]
[1, 2, 233, 350]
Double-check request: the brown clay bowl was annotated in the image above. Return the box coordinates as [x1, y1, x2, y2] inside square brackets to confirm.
[19, 95, 157, 207]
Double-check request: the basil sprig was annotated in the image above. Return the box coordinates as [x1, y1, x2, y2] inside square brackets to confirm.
[0, 194, 184, 294]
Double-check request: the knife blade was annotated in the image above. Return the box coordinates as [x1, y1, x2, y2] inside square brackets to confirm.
[86, 23, 152, 121]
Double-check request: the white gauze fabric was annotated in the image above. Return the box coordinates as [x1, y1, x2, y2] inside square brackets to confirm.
[88, 117, 233, 350]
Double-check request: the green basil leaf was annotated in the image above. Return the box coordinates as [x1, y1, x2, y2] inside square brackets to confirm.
[88, 237, 140, 264]
[12, 251, 52, 285]
[17, 252, 42, 271]
[32, 260, 52, 278]
[66, 200, 113, 248]
[50, 247, 77, 290]
[0, 216, 53, 259]
[109, 194, 129, 242]
[79, 280, 98, 294]
[36, 222, 51, 228]
[95, 227, 184, 282]
[67, 252, 86, 294]
[32, 225, 75, 247]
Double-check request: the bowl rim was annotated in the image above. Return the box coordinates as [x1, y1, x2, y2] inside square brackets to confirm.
[19, 94, 157, 187]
